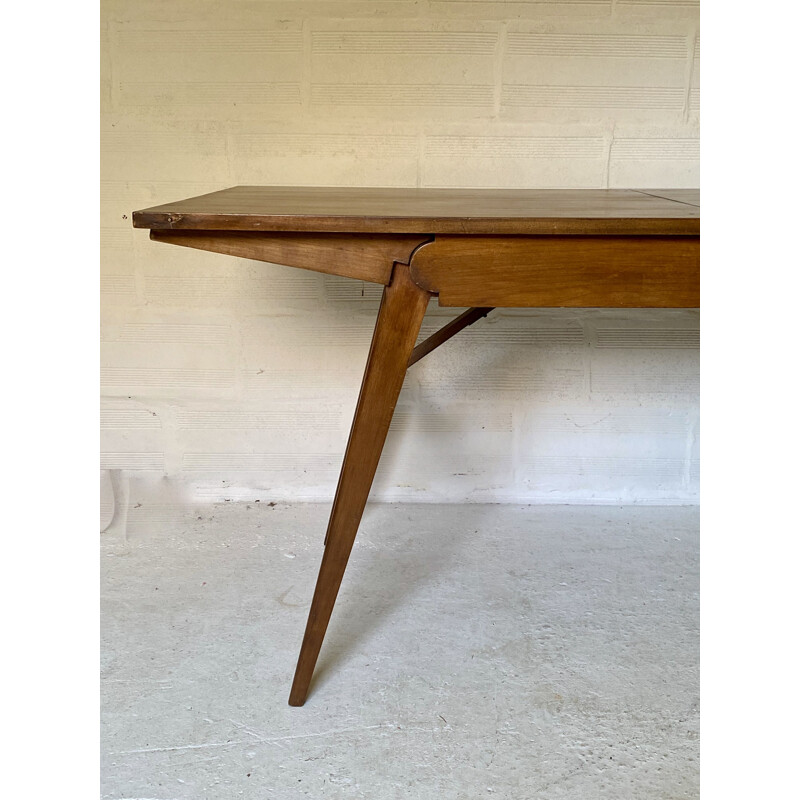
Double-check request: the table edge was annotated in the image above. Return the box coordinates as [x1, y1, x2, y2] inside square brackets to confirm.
[132, 212, 699, 236]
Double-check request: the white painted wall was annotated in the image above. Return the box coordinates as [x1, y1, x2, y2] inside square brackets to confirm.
[101, 0, 700, 507]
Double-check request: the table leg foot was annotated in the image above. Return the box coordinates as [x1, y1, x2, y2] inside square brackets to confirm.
[288, 264, 431, 706]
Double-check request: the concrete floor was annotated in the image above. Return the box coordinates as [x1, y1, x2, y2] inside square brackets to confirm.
[101, 503, 699, 799]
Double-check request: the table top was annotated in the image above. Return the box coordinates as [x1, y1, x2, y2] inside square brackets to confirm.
[133, 186, 699, 236]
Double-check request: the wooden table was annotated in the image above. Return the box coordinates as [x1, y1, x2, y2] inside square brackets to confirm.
[133, 187, 700, 706]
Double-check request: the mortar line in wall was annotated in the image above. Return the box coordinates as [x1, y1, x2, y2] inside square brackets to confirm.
[161, 402, 182, 477]
[132, 250, 147, 308]
[604, 124, 616, 189]
[682, 411, 698, 492]
[683, 26, 700, 124]
[223, 128, 232, 184]
[492, 21, 508, 120]
[301, 18, 312, 110]
[417, 130, 424, 188]
[107, 18, 118, 114]
[634, 189, 699, 208]
[582, 315, 597, 400]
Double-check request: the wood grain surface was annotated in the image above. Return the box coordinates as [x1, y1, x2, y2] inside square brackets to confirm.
[149, 230, 431, 284]
[409, 235, 700, 307]
[133, 186, 699, 236]
[131, 185, 700, 706]
[288, 264, 432, 706]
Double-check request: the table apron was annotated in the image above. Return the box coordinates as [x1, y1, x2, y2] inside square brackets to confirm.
[408, 235, 700, 308]
[149, 230, 432, 284]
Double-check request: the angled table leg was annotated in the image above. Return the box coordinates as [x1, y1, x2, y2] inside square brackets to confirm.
[289, 264, 432, 706]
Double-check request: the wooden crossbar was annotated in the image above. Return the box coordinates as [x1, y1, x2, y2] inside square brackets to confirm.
[407, 307, 494, 367]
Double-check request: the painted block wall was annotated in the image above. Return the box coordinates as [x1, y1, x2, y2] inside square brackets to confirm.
[101, 0, 700, 507]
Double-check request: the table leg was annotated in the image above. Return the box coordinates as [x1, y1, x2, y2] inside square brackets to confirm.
[289, 264, 432, 706]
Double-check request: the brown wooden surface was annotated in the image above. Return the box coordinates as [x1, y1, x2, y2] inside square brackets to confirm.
[149, 230, 431, 284]
[288, 264, 432, 706]
[409, 235, 700, 308]
[133, 186, 699, 236]
[132, 186, 700, 706]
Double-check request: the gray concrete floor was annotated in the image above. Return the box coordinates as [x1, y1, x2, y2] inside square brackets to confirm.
[101, 503, 699, 799]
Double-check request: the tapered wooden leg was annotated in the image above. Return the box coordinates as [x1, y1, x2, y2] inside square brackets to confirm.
[289, 264, 431, 706]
